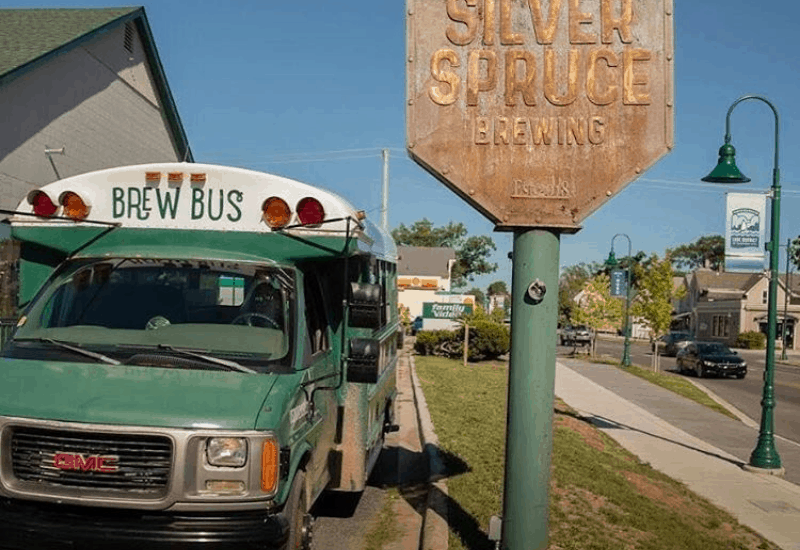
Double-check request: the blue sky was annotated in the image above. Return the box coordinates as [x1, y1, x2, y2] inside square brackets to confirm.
[10, 0, 800, 291]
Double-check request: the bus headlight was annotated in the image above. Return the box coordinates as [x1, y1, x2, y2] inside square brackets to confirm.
[206, 437, 248, 467]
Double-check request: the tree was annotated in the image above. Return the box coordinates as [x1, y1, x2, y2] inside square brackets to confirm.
[668, 235, 724, 272]
[558, 263, 598, 325]
[630, 253, 686, 371]
[791, 236, 800, 272]
[392, 219, 497, 288]
[467, 287, 486, 310]
[487, 281, 508, 295]
[573, 273, 622, 357]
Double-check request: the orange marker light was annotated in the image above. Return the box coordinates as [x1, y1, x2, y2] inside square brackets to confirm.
[61, 192, 89, 220]
[296, 197, 324, 225]
[30, 191, 57, 217]
[260, 439, 279, 493]
[262, 197, 291, 229]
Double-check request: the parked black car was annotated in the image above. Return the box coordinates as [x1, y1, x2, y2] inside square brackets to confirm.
[676, 341, 747, 379]
[658, 331, 693, 357]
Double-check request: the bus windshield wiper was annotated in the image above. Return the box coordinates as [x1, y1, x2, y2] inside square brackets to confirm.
[155, 345, 256, 374]
[18, 338, 120, 365]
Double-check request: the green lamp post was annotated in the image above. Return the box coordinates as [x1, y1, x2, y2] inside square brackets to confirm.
[781, 238, 791, 361]
[702, 94, 783, 473]
[605, 234, 632, 367]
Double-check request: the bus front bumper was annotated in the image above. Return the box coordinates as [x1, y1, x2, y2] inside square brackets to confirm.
[0, 498, 289, 550]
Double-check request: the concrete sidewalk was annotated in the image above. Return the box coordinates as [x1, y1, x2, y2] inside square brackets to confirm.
[556, 358, 800, 550]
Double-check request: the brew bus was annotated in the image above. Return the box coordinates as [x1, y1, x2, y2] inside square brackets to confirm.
[0, 162, 400, 550]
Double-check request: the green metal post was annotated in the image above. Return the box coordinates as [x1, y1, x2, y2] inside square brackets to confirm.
[751, 156, 782, 469]
[612, 233, 633, 367]
[703, 95, 782, 472]
[781, 238, 790, 361]
[623, 272, 632, 367]
[501, 229, 559, 550]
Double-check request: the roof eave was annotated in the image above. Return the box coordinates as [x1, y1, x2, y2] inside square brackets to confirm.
[134, 9, 193, 163]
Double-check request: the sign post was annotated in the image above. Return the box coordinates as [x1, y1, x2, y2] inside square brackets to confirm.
[406, 1, 674, 547]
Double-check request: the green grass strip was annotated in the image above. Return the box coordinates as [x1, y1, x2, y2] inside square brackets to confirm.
[616, 361, 740, 421]
[414, 355, 778, 550]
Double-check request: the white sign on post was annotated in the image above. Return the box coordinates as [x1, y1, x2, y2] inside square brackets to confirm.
[725, 192, 767, 272]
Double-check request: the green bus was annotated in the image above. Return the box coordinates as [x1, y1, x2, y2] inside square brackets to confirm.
[0, 163, 400, 550]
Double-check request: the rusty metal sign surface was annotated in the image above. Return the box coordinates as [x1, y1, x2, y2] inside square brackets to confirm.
[406, 0, 674, 230]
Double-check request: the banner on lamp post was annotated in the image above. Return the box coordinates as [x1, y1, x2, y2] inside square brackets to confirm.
[725, 192, 767, 272]
[610, 270, 628, 297]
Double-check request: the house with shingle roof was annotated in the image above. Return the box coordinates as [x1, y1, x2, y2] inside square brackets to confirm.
[676, 268, 800, 349]
[397, 246, 475, 321]
[0, 7, 192, 212]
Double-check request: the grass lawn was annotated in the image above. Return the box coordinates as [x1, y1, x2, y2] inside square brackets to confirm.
[415, 355, 779, 550]
[584, 354, 740, 421]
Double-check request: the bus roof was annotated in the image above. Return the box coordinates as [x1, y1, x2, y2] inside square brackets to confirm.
[10, 162, 397, 262]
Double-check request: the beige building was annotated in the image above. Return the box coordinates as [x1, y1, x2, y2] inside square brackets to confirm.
[675, 269, 800, 349]
[396, 246, 469, 319]
[0, 7, 192, 213]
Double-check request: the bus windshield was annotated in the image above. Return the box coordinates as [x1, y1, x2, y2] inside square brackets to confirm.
[7, 258, 294, 370]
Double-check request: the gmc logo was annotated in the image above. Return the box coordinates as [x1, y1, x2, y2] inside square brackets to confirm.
[53, 453, 119, 473]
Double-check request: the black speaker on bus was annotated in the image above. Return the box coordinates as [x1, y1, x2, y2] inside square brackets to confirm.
[348, 282, 382, 329]
[347, 337, 381, 383]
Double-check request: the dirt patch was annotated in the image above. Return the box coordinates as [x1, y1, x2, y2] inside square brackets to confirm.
[555, 413, 606, 452]
[623, 470, 688, 511]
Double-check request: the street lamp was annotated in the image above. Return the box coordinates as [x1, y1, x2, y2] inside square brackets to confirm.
[702, 94, 783, 473]
[781, 239, 792, 361]
[605, 234, 632, 368]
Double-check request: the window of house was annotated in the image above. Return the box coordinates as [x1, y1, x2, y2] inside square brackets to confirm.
[712, 315, 730, 337]
[763, 290, 768, 304]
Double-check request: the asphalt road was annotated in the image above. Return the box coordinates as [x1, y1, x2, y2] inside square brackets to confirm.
[576, 338, 800, 447]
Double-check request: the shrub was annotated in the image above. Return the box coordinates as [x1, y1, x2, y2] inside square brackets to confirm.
[414, 330, 456, 356]
[413, 318, 510, 361]
[735, 330, 766, 349]
[467, 320, 510, 360]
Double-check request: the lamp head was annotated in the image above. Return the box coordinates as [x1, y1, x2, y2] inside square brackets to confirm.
[702, 143, 751, 183]
[604, 249, 619, 269]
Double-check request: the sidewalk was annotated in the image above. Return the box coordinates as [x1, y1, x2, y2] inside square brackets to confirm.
[556, 357, 800, 550]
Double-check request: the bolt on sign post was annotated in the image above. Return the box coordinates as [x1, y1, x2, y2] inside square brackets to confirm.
[406, 1, 674, 548]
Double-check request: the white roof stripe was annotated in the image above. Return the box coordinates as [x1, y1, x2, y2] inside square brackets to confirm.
[11, 162, 397, 260]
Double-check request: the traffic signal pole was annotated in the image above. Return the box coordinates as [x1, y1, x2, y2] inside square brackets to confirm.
[501, 229, 560, 549]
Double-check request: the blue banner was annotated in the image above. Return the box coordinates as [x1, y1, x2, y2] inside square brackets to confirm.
[610, 270, 628, 297]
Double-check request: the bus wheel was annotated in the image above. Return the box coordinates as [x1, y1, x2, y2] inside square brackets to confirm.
[285, 470, 312, 550]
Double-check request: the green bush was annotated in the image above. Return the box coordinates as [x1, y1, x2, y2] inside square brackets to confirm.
[414, 321, 510, 361]
[414, 330, 457, 356]
[467, 320, 510, 360]
[735, 330, 766, 349]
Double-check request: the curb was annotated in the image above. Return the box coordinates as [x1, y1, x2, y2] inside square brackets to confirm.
[685, 378, 759, 429]
[408, 353, 449, 550]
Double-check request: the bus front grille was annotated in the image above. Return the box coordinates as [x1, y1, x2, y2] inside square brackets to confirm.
[11, 426, 172, 495]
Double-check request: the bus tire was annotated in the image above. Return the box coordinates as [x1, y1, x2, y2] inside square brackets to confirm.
[285, 470, 312, 550]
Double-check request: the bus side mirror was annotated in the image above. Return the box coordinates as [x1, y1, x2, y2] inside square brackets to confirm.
[349, 282, 381, 329]
[347, 338, 380, 383]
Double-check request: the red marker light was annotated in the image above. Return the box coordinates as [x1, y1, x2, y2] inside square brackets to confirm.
[30, 191, 57, 217]
[296, 197, 324, 226]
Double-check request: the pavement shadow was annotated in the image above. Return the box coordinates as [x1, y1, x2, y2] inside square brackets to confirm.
[373, 441, 495, 549]
[583, 413, 746, 468]
[427, 483, 494, 550]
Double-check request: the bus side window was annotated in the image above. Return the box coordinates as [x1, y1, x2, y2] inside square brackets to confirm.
[304, 272, 329, 355]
